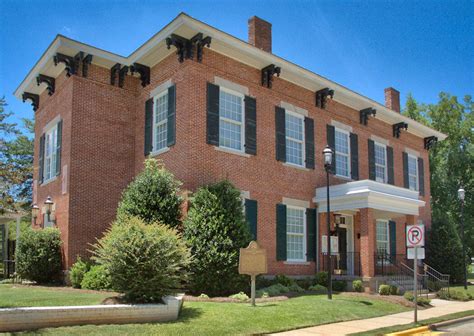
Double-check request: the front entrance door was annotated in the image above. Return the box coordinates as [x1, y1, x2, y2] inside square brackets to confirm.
[338, 228, 347, 272]
[336, 215, 355, 275]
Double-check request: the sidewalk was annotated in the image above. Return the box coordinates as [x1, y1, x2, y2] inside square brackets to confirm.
[270, 299, 474, 336]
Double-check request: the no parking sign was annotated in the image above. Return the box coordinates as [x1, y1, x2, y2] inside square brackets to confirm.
[406, 224, 424, 247]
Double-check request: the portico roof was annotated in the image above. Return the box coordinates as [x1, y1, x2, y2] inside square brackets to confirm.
[313, 179, 425, 218]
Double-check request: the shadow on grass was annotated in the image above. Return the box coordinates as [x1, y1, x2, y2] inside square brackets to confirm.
[164, 306, 204, 324]
[335, 298, 374, 306]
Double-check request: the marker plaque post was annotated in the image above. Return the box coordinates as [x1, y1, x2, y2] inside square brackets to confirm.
[406, 224, 425, 324]
[239, 241, 267, 306]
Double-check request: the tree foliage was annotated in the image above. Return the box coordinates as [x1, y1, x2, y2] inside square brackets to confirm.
[117, 159, 183, 229]
[184, 180, 252, 296]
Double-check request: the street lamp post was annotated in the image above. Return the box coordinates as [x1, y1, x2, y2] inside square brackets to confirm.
[458, 187, 467, 290]
[323, 145, 334, 300]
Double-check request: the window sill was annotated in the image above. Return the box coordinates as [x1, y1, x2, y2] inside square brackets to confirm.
[335, 174, 352, 181]
[283, 162, 310, 171]
[41, 176, 58, 186]
[214, 146, 251, 158]
[284, 261, 311, 265]
[149, 147, 170, 157]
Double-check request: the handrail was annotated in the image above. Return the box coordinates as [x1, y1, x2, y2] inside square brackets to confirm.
[423, 263, 450, 282]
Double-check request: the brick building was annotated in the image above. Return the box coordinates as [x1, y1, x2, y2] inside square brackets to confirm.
[15, 13, 445, 284]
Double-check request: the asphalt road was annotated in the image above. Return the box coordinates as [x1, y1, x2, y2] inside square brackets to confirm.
[436, 318, 474, 335]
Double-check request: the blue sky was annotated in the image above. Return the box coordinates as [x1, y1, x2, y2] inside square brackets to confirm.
[1, 0, 472, 131]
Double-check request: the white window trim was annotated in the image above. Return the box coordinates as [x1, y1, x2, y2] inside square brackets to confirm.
[218, 86, 245, 153]
[152, 89, 169, 154]
[286, 205, 307, 263]
[334, 127, 351, 179]
[284, 109, 305, 168]
[43, 122, 58, 183]
[374, 142, 388, 184]
[407, 154, 419, 191]
[376, 219, 390, 257]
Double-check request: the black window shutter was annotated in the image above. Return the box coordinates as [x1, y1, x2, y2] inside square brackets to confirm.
[368, 139, 376, 180]
[402, 152, 409, 188]
[306, 208, 317, 261]
[206, 82, 220, 146]
[418, 158, 425, 196]
[389, 220, 396, 257]
[245, 199, 258, 240]
[244, 96, 257, 155]
[55, 120, 62, 176]
[350, 133, 359, 180]
[387, 146, 394, 185]
[39, 134, 45, 184]
[326, 125, 336, 173]
[275, 107, 286, 162]
[304, 117, 315, 169]
[144, 98, 154, 156]
[276, 203, 287, 261]
[167, 85, 176, 147]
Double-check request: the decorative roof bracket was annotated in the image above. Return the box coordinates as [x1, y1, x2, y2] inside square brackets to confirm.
[261, 64, 281, 88]
[110, 64, 129, 88]
[359, 108, 376, 125]
[53, 53, 77, 76]
[190, 33, 212, 62]
[393, 122, 408, 138]
[74, 52, 93, 77]
[315, 88, 334, 109]
[424, 136, 438, 150]
[22, 92, 39, 111]
[166, 33, 212, 63]
[110, 63, 121, 86]
[118, 65, 129, 88]
[130, 63, 151, 87]
[36, 74, 55, 96]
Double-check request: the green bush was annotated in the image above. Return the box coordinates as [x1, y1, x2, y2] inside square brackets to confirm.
[308, 284, 328, 294]
[16, 228, 62, 284]
[117, 159, 183, 229]
[198, 293, 209, 299]
[296, 277, 315, 290]
[439, 289, 471, 301]
[184, 180, 252, 296]
[352, 280, 363, 292]
[256, 276, 276, 289]
[332, 280, 347, 292]
[404, 292, 431, 306]
[389, 285, 399, 295]
[92, 216, 191, 302]
[288, 283, 304, 292]
[229, 292, 249, 301]
[315, 271, 328, 286]
[379, 284, 391, 295]
[81, 265, 111, 290]
[69, 257, 91, 288]
[260, 284, 290, 296]
[275, 274, 295, 287]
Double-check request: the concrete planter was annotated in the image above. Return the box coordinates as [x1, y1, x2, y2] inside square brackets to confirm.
[0, 295, 183, 332]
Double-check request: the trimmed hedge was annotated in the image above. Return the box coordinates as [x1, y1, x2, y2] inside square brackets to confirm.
[81, 265, 111, 290]
[69, 257, 91, 289]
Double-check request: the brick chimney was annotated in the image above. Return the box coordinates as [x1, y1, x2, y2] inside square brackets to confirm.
[248, 16, 272, 53]
[384, 87, 400, 112]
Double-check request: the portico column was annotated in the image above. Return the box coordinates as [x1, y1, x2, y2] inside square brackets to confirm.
[360, 208, 375, 278]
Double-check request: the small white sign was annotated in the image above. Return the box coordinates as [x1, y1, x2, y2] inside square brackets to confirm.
[406, 224, 425, 247]
[407, 247, 425, 260]
[321, 235, 338, 255]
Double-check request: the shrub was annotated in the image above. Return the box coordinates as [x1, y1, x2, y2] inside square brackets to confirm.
[332, 280, 347, 292]
[389, 285, 399, 295]
[439, 289, 471, 301]
[184, 180, 251, 296]
[404, 292, 431, 306]
[296, 278, 315, 290]
[16, 228, 62, 284]
[229, 292, 249, 301]
[92, 216, 191, 302]
[288, 283, 305, 293]
[379, 284, 391, 295]
[198, 293, 209, 299]
[117, 159, 183, 229]
[315, 271, 328, 286]
[69, 257, 91, 288]
[256, 276, 276, 289]
[308, 284, 328, 294]
[352, 280, 363, 292]
[81, 265, 111, 290]
[275, 274, 295, 287]
[260, 284, 290, 296]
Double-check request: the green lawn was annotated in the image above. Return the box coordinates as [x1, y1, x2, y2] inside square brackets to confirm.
[0, 285, 409, 336]
[449, 283, 474, 298]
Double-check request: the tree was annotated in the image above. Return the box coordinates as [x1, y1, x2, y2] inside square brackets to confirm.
[184, 180, 252, 296]
[117, 159, 183, 229]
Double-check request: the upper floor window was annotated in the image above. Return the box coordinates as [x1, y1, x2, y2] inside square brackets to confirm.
[44, 124, 58, 182]
[219, 88, 244, 151]
[408, 154, 418, 191]
[286, 206, 306, 262]
[285, 111, 304, 166]
[335, 128, 350, 177]
[374, 143, 387, 183]
[153, 90, 169, 152]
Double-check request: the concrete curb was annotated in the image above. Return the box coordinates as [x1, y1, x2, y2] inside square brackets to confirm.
[430, 315, 474, 330]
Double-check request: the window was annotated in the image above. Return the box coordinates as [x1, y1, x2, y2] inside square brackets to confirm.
[408, 155, 418, 191]
[285, 112, 304, 166]
[43, 213, 53, 228]
[335, 128, 350, 177]
[153, 90, 169, 152]
[219, 88, 244, 151]
[286, 206, 306, 261]
[376, 220, 389, 255]
[374, 143, 387, 183]
[43, 124, 58, 182]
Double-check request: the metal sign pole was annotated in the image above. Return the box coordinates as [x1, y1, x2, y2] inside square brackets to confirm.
[414, 245, 418, 324]
[251, 275, 256, 307]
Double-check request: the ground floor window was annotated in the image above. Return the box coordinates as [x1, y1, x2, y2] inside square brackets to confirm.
[286, 206, 306, 261]
[376, 220, 389, 255]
